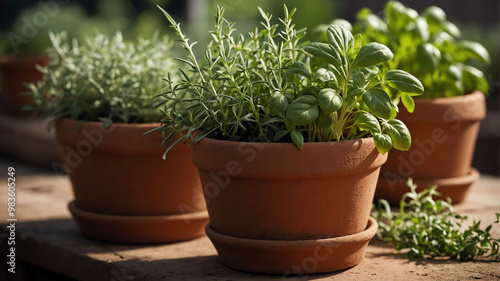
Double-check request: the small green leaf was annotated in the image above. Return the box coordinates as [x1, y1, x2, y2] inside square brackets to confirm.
[326, 25, 354, 54]
[269, 93, 289, 116]
[353, 111, 381, 134]
[385, 70, 424, 94]
[318, 88, 343, 114]
[362, 88, 395, 119]
[461, 65, 489, 93]
[384, 119, 411, 151]
[286, 95, 319, 126]
[401, 93, 415, 113]
[304, 42, 342, 66]
[354, 42, 393, 67]
[291, 130, 304, 150]
[416, 43, 441, 72]
[374, 132, 392, 154]
[287, 61, 312, 79]
[456, 41, 491, 64]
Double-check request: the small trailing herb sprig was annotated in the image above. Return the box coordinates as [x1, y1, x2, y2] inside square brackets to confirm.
[157, 5, 423, 156]
[374, 179, 500, 261]
[353, 1, 490, 99]
[28, 32, 177, 127]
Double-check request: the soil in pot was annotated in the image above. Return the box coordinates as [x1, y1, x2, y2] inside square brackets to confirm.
[0, 53, 49, 114]
[377, 91, 486, 205]
[56, 118, 208, 243]
[192, 137, 387, 273]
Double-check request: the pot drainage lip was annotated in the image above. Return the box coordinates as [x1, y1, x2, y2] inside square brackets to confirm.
[68, 200, 208, 221]
[206, 217, 378, 247]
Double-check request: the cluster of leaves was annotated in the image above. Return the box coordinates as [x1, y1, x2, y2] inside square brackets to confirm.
[27, 32, 177, 126]
[156, 5, 423, 156]
[374, 179, 500, 261]
[353, 1, 490, 98]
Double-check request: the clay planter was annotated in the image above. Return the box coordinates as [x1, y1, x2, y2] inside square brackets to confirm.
[0, 53, 49, 114]
[192, 137, 387, 274]
[376, 91, 486, 204]
[56, 118, 208, 243]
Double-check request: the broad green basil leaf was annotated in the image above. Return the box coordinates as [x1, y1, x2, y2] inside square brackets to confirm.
[287, 61, 312, 79]
[362, 88, 395, 119]
[318, 114, 334, 128]
[269, 93, 289, 116]
[447, 65, 462, 81]
[444, 21, 461, 38]
[314, 68, 337, 83]
[400, 93, 415, 113]
[286, 95, 319, 126]
[365, 14, 388, 33]
[330, 19, 352, 31]
[423, 6, 446, 24]
[461, 65, 489, 93]
[354, 111, 381, 133]
[327, 25, 354, 54]
[304, 42, 342, 67]
[291, 130, 304, 150]
[455, 41, 491, 64]
[354, 42, 393, 67]
[412, 17, 429, 42]
[416, 43, 441, 72]
[318, 88, 343, 114]
[384, 119, 411, 151]
[373, 132, 392, 154]
[352, 72, 365, 88]
[385, 69, 424, 94]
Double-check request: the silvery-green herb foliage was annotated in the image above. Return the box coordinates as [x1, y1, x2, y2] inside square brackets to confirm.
[156, 5, 423, 157]
[28, 32, 177, 127]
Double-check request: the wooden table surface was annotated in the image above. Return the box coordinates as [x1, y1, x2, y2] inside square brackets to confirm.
[0, 174, 499, 281]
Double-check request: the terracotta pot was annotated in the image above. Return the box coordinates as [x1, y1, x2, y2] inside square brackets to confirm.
[0, 53, 49, 114]
[192, 137, 386, 273]
[56, 118, 208, 243]
[377, 91, 486, 204]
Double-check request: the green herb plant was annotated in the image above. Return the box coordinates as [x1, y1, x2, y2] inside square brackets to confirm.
[374, 179, 500, 261]
[156, 5, 424, 157]
[353, 1, 490, 99]
[28, 32, 177, 127]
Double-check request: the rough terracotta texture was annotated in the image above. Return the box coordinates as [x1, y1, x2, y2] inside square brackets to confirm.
[206, 218, 378, 274]
[193, 137, 387, 240]
[0, 174, 499, 280]
[55, 119, 207, 243]
[377, 92, 486, 204]
[0, 53, 49, 113]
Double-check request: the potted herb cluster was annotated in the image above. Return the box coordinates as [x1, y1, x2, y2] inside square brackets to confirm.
[158, 5, 423, 274]
[352, 1, 490, 204]
[28, 32, 208, 244]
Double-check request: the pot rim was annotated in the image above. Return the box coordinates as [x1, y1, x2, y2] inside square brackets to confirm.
[192, 136, 387, 179]
[205, 217, 378, 246]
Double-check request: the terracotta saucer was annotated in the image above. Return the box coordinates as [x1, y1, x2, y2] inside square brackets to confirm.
[375, 168, 479, 205]
[205, 217, 378, 275]
[68, 201, 209, 244]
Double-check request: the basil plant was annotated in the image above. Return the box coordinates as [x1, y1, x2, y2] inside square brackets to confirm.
[156, 5, 423, 157]
[353, 1, 490, 99]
